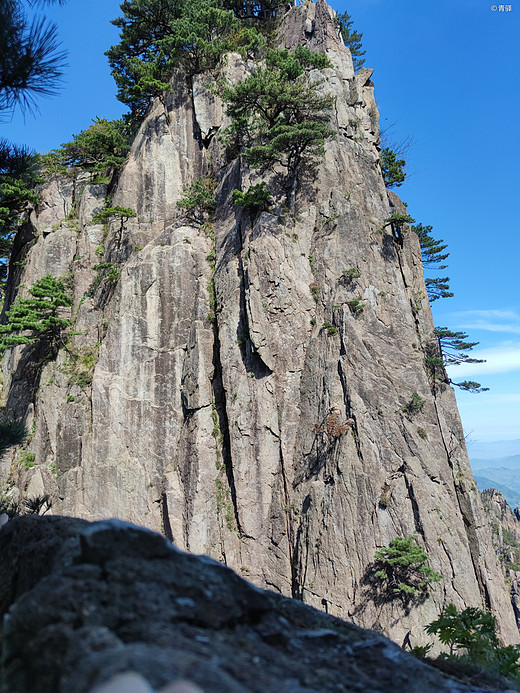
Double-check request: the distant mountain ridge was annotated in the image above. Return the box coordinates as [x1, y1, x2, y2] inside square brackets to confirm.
[469, 443, 520, 510]
[467, 439, 520, 460]
[472, 455, 520, 470]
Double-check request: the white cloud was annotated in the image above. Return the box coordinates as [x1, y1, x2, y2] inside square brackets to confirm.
[448, 309, 520, 334]
[447, 342, 520, 377]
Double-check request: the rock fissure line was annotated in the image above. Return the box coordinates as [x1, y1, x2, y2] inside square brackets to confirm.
[277, 437, 297, 600]
[403, 474, 425, 539]
[431, 392, 492, 611]
[337, 357, 363, 462]
[211, 264, 242, 537]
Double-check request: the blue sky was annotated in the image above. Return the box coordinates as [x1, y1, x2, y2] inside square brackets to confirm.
[2, 0, 519, 449]
[335, 0, 520, 448]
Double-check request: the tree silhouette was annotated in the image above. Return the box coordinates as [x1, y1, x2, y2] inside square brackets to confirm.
[0, 0, 67, 117]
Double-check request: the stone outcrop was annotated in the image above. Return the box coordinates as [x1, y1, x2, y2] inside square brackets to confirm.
[481, 489, 520, 629]
[0, 0, 517, 646]
[0, 516, 514, 693]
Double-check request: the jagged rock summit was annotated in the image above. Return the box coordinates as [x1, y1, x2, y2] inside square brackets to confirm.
[0, 515, 513, 693]
[1, 0, 517, 646]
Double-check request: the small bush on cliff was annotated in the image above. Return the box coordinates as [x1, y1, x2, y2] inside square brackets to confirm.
[0, 274, 73, 355]
[346, 297, 365, 316]
[402, 392, 426, 415]
[177, 177, 217, 218]
[232, 182, 271, 215]
[342, 267, 361, 280]
[373, 536, 442, 601]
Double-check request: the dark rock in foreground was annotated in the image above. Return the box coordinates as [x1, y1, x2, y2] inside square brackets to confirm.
[0, 517, 508, 692]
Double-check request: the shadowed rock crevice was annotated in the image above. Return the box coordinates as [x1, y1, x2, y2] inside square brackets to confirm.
[212, 301, 242, 538]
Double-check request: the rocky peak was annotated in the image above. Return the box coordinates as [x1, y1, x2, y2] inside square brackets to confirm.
[0, 0, 518, 648]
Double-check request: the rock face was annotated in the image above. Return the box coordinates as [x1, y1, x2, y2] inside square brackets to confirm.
[0, 0, 517, 646]
[481, 489, 520, 629]
[0, 516, 512, 693]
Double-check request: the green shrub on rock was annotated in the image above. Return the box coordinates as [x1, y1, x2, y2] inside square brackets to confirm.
[425, 604, 520, 681]
[374, 536, 441, 600]
[232, 182, 271, 215]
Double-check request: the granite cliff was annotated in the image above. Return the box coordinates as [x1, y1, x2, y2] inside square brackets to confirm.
[481, 489, 520, 630]
[1, 0, 517, 646]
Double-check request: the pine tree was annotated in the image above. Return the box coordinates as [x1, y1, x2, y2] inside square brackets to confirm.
[381, 147, 406, 188]
[335, 11, 365, 71]
[434, 327, 484, 367]
[0, 140, 40, 297]
[0, 0, 67, 116]
[223, 47, 334, 213]
[106, 0, 293, 126]
[106, 0, 244, 124]
[413, 223, 449, 268]
[0, 275, 72, 355]
[374, 536, 442, 601]
[40, 118, 132, 178]
[411, 223, 453, 302]
[433, 327, 488, 393]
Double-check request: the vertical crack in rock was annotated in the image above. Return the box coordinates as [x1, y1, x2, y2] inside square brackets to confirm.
[211, 282, 242, 538]
[278, 439, 298, 598]
[402, 474, 425, 539]
[189, 81, 206, 155]
[431, 394, 492, 611]
[160, 491, 174, 543]
[291, 494, 312, 600]
[337, 357, 363, 462]
[237, 228, 273, 380]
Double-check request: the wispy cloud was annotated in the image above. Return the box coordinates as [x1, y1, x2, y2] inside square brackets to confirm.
[448, 310, 520, 334]
[447, 342, 520, 377]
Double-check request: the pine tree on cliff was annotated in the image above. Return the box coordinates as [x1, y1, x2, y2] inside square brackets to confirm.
[0, 141, 40, 297]
[106, 0, 273, 125]
[0, 275, 72, 355]
[412, 223, 454, 303]
[224, 46, 334, 213]
[335, 11, 365, 71]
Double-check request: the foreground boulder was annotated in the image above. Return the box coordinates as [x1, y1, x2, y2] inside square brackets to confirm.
[0, 516, 512, 692]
